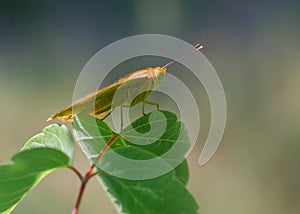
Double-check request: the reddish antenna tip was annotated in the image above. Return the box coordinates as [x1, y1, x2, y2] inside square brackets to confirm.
[195, 44, 204, 50]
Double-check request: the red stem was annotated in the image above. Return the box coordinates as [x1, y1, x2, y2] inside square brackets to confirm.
[72, 171, 96, 214]
[71, 134, 119, 214]
[67, 165, 83, 180]
[95, 134, 119, 163]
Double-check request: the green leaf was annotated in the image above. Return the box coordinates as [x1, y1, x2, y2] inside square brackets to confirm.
[21, 124, 74, 163]
[72, 113, 117, 159]
[98, 160, 198, 214]
[73, 111, 199, 214]
[0, 124, 74, 214]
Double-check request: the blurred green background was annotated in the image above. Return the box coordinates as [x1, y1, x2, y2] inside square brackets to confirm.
[1, 0, 299, 213]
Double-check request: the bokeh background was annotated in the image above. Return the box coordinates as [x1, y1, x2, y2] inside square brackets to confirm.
[1, 0, 300, 213]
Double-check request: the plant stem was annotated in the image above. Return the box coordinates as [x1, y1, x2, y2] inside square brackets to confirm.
[72, 170, 96, 214]
[94, 134, 119, 163]
[67, 165, 83, 180]
[71, 134, 119, 214]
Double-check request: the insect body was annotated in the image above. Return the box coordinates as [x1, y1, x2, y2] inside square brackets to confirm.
[47, 67, 166, 122]
[47, 44, 203, 122]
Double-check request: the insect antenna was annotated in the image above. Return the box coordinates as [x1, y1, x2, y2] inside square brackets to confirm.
[162, 44, 204, 69]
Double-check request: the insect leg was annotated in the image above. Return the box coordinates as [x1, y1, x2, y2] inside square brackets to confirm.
[120, 105, 130, 130]
[100, 109, 112, 120]
[142, 100, 160, 115]
[121, 105, 124, 130]
[142, 101, 146, 116]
